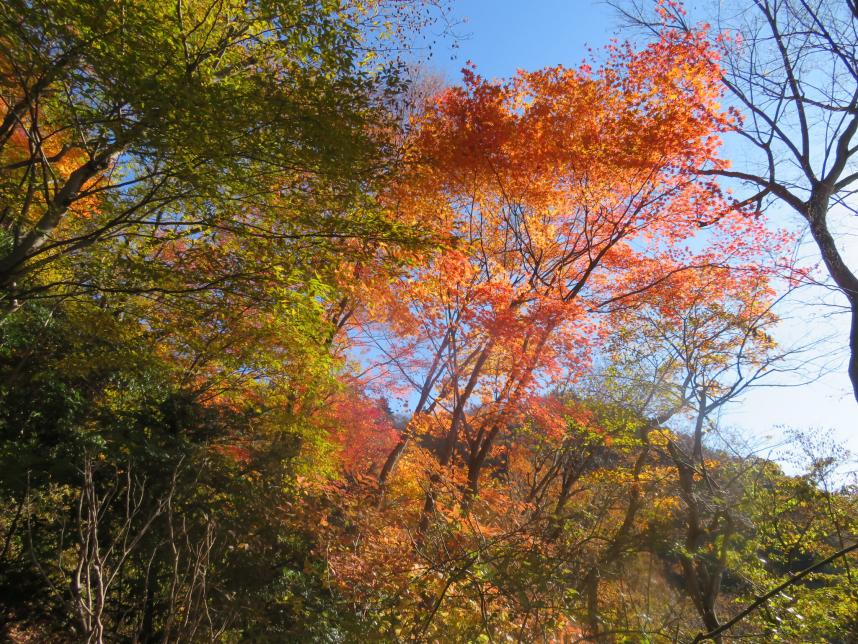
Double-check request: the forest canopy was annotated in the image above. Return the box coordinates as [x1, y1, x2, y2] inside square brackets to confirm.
[0, 0, 856, 642]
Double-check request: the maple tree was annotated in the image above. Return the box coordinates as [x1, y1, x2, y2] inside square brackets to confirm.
[362, 31, 777, 512]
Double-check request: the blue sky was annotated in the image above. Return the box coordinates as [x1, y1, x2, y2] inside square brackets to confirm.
[422, 0, 857, 469]
[429, 1, 615, 80]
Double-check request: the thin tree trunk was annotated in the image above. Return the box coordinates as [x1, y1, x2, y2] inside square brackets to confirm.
[377, 332, 453, 492]
[418, 343, 493, 533]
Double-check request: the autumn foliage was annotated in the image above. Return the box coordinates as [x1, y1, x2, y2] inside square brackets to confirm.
[1, 3, 855, 643]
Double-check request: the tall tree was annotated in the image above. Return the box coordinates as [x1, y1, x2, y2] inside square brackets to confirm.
[359, 32, 780, 512]
[615, 0, 858, 403]
[0, 0, 431, 304]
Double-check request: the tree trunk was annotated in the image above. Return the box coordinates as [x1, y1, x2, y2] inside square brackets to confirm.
[0, 151, 118, 285]
[806, 194, 858, 403]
